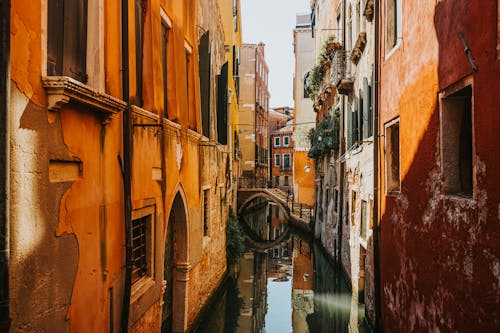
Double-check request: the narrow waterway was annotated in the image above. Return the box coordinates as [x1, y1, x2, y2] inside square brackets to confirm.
[193, 199, 369, 333]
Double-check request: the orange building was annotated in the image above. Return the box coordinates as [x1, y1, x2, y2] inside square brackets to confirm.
[3, 0, 236, 332]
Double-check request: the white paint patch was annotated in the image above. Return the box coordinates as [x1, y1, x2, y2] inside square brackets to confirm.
[10, 84, 46, 260]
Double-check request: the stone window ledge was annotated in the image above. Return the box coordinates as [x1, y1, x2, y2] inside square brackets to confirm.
[42, 76, 127, 118]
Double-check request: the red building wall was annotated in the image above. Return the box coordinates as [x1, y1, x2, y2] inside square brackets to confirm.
[379, 1, 500, 331]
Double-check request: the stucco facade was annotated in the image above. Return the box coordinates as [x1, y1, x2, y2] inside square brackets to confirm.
[293, 14, 316, 206]
[6, 0, 235, 332]
[378, 0, 500, 331]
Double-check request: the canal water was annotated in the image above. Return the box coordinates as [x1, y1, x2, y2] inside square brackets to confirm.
[193, 198, 369, 333]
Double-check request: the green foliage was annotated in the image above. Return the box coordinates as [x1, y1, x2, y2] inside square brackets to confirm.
[307, 110, 340, 160]
[226, 209, 245, 267]
[305, 65, 324, 98]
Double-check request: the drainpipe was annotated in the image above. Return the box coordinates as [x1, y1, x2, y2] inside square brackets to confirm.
[120, 0, 133, 331]
[336, 0, 347, 268]
[0, 0, 10, 331]
[373, 0, 382, 331]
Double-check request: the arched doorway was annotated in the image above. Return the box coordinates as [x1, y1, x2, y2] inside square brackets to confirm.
[162, 192, 189, 333]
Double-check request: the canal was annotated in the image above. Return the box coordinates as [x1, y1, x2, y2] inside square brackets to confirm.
[193, 198, 370, 333]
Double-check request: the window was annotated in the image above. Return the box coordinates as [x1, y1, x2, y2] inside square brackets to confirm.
[274, 137, 281, 147]
[386, 0, 402, 51]
[441, 85, 473, 197]
[134, 0, 146, 106]
[275, 154, 281, 166]
[274, 228, 280, 239]
[217, 62, 229, 144]
[304, 75, 310, 98]
[283, 154, 291, 170]
[283, 136, 290, 147]
[385, 119, 400, 193]
[274, 176, 280, 186]
[203, 189, 210, 236]
[334, 188, 339, 213]
[47, 0, 88, 82]
[131, 211, 153, 284]
[361, 200, 367, 238]
[161, 21, 170, 119]
[284, 176, 289, 186]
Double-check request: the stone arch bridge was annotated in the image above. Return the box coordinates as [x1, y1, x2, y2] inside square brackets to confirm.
[237, 187, 313, 233]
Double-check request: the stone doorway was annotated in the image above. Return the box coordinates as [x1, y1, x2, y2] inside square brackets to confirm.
[162, 192, 189, 333]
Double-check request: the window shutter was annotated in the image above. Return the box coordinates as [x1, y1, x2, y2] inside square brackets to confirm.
[63, 0, 87, 82]
[363, 77, 370, 139]
[134, 0, 146, 106]
[47, 0, 64, 76]
[217, 62, 229, 145]
[161, 24, 168, 118]
[353, 98, 359, 145]
[347, 103, 352, 148]
[199, 31, 210, 137]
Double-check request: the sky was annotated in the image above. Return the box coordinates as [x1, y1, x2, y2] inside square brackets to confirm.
[241, 0, 311, 108]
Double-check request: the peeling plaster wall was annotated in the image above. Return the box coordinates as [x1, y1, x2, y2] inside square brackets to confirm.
[379, 0, 500, 331]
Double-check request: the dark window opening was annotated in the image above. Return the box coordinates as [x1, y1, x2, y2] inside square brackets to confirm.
[441, 85, 473, 197]
[47, 0, 88, 82]
[217, 62, 229, 144]
[385, 120, 400, 193]
[203, 189, 210, 236]
[161, 23, 169, 119]
[135, 0, 146, 106]
[132, 214, 151, 284]
[199, 31, 211, 137]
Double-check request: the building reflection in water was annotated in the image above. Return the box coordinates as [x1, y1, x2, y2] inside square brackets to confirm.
[194, 198, 368, 333]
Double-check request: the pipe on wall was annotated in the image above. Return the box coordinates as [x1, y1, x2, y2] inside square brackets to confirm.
[0, 0, 11, 331]
[120, 0, 133, 331]
[373, 0, 382, 330]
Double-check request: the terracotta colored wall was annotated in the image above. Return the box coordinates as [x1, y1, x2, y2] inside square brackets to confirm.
[9, 0, 232, 332]
[379, 0, 500, 331]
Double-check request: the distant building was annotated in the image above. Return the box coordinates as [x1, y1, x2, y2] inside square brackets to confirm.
[269, 107, 294, 190]
[238, 43, 270, 187]
[293, 13, 316, 206]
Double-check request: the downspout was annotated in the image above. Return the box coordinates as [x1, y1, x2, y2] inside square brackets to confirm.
[373, 0, 382, 331]
[336, 0, 347, 267]
[0, 0, 10, 331]
[120, 0, 133, 331]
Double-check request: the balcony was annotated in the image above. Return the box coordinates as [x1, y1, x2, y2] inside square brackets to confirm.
[332, 49, 354, 95]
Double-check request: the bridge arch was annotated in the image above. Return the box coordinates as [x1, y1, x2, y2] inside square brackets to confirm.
[237, 191, 290, 222]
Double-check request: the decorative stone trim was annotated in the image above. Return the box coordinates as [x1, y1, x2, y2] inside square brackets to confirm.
[131, 105, 159, 121]
[363, 0, 375, 22]
[350, 32, 367, 65]
[42, 76, 126, 117]
[187, 129, 202, 142]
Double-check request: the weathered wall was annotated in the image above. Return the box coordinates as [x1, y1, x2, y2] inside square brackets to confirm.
[9, 0, 233, 332]
[379, 0, 500, 331]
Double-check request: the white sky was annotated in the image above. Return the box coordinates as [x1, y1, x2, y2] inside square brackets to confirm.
[241, 0, 311, 108]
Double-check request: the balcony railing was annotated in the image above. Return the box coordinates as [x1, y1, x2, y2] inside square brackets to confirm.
[332, 49, 354, 95]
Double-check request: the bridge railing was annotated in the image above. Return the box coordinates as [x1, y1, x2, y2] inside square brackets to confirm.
[238, 176, 270, 189]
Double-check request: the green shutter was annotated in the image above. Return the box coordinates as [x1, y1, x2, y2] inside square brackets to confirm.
[363, 77, 370, 139]
[347, 103, 352, 148]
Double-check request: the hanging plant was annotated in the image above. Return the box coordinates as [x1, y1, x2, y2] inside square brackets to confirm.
[307, 110, 341, 160]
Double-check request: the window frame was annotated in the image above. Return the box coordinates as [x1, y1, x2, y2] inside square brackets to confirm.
[283, 136, 290, 147]
[275, 154, 281, 166]
[130, 205, 156, 288]
[283, 153, 291, 170]
[439, 76, 475, 199]
[274, 136, 281, 147]
[384, 117, 401, 194]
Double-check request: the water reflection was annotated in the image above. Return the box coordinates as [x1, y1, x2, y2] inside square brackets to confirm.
[194, 199, 368, 333]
